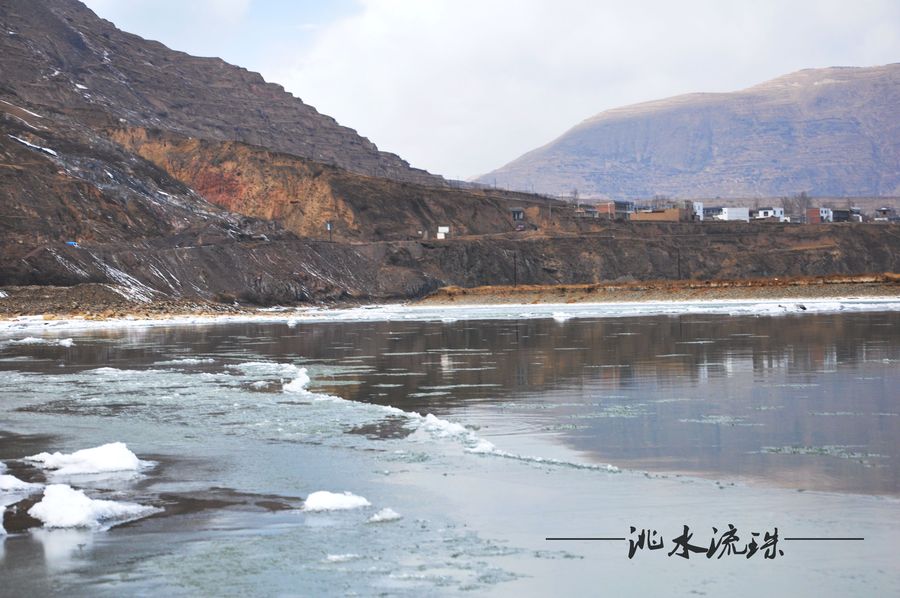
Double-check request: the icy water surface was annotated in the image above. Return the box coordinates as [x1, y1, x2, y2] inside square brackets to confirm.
[0, 306, 898, 596]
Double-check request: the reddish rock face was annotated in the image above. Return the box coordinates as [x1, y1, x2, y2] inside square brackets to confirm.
[108, 128, 562, 243]
[190, 171, 246, 215]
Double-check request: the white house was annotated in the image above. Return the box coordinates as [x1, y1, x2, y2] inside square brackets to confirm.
[750, 207, 786, 222]
[692, 201, 704, 221]
[703, 206, 750, 222]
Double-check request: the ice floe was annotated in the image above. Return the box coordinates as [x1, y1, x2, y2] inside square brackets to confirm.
[282, 368, 312, 393]
[27, 484, 160, 529]
[230, 361, 304, 379]
[368, 507, 402, 523]
[417, 413, 469, 437]
[0, 468, 41, 536]
[0, 474, 42, 493]
[153, 357, 215, 366]
[466, 438, 619, 472]
[5, 337, 73, 347]
[24, 442, 153, 477]
[85, 367, 163, 376]
[303, 491, 371, 511]
[324, 553, 362, 562]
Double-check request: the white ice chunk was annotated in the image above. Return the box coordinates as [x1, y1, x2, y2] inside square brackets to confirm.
[303, 491, 371, 511]
[418, 413, 469, 437]
[0, 474, 42, 493]
[25, 442, 152, 477]
[154, 357, 215, 365]
[324, 553, 361, 562]
[9, 336, 46, 345]
[282, 367, 311, 393]
[368, 508, 402, 523]
[7, 337, 73, 347]
[28, 484, 159, 529]
[230, 361, 303, 378]
[466, 438, 499, 454]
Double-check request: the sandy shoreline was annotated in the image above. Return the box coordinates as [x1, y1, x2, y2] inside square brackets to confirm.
[419, 274, 900, 305]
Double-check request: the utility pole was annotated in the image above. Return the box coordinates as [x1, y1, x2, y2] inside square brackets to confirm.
[676, 247, 682, 280]
[513, 251, 518, 287]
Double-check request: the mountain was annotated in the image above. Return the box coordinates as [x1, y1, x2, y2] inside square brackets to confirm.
[477, 64, 900, 199]
[0, 0, 441, 186]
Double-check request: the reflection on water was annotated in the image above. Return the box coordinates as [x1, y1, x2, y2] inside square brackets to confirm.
[34, 528, 95, 572]
[5, 311, 897, 495]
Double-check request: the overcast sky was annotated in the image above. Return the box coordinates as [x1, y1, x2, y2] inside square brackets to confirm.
[82, 0, 900, 180]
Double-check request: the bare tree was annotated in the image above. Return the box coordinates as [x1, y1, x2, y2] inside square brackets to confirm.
[781, 191, 812, 221]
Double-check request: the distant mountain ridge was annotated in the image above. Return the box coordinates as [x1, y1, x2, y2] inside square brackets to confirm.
[477, 64, 900, 199]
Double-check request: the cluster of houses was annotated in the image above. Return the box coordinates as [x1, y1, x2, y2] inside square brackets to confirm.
[434, 201, 897, 239]
[565, 200, 897, 224]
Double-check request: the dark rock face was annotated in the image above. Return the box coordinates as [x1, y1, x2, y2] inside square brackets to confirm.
[7, 239, 440, 305]
[0, 0, 442, 186]
[378, 222, 900, 288]
[478, 64, 900, 199]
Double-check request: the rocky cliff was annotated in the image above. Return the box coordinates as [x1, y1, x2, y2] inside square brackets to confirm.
[478, 64, 900, 199]
[384, 223, 900, 287]
[0, 93, 438, 303]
